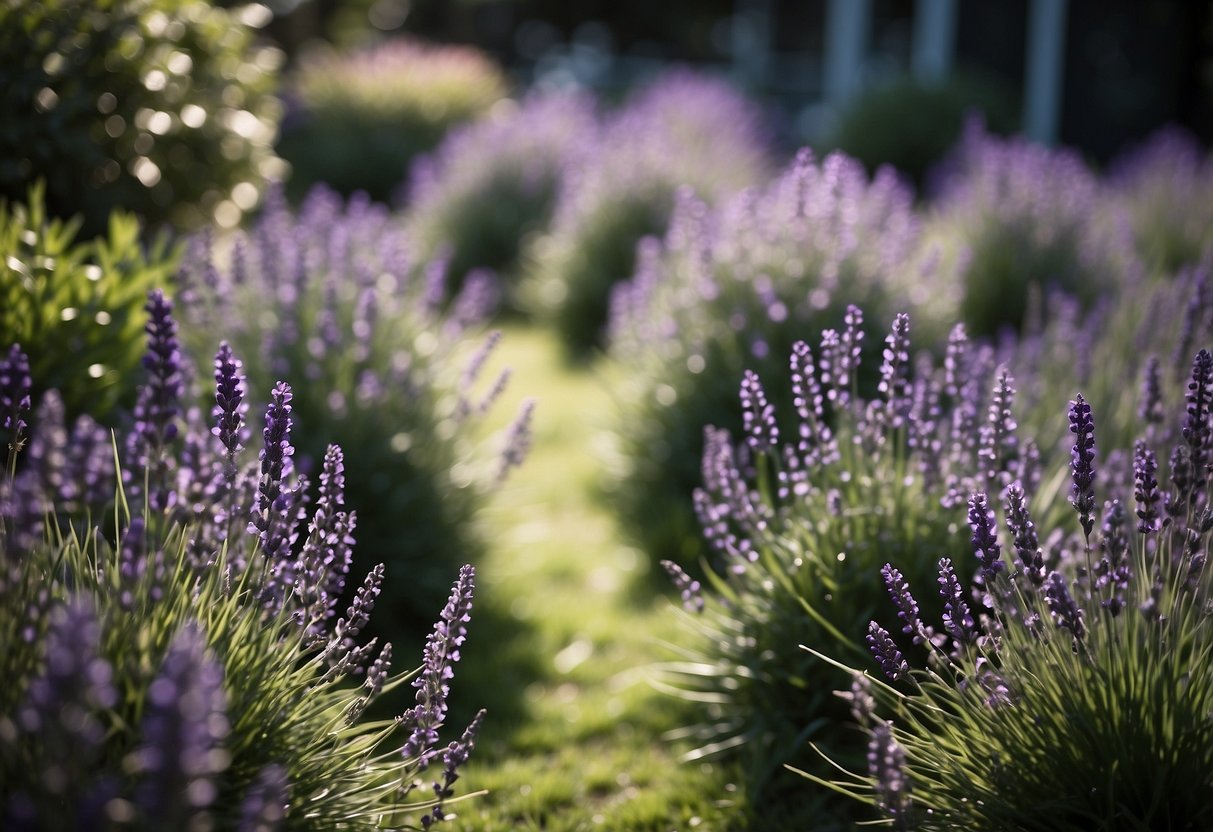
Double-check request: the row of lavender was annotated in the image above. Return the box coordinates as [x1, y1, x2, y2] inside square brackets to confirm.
[4, 63, 1213, 828]
[630, 137, 1213, 823]
[0, 178, 534, 826]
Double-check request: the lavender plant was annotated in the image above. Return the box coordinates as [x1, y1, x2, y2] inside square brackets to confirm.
[278, 38, 509, 203]
[521, 69, 772, 358]
[925, 119, 1138, 336]
[1108, 126, 1213, 274]
[178, 186, 533, 629]
[0, 302, 487, 828]
[402, 88, 598, 313]
[607, 149, 958, 565]
[657, 310, 1027, 819]
[804, 350, 1213, 830]
[1, 184, 179, 421]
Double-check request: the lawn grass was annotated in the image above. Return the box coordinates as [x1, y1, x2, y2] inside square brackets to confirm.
[443, 323, 755, 831]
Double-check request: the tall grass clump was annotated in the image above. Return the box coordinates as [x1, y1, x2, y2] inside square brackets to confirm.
[0, 300, 487, 828]
[278, 38, 508, 203]
[0, 0, 284, 235]
[925, 120, 1137, 336]
[1107, 126, 1213, 274]
[522, 69, 772, 359]
[402, 89, 598, 314]
[178, 186, 534, 632]
[1, 184, 179, 422]
[804, 348, 1213, 830]
[607, 149, 957, 566]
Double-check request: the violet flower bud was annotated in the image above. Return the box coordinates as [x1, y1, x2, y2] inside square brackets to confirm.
[1068, 394, 1097, 541]
[661, 559, 705, 613]
[866, 621, 909, 682]
[0, 343, 31, 450]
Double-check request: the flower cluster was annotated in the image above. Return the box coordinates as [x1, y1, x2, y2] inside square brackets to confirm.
[607, 147, 958, 566]
[178, 185, 533, 628]
[403, 88, 599, 311]
[925, 119, 1139, 336]
[804, 342, 1213, 829]
[0, 292, 488, 828]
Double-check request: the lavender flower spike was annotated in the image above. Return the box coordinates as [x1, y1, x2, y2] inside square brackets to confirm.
[1004, 482, 1045, 585]
[133, 623, 230, 828]
[236, 764, 288, 832]
[881, 563, 925, 644]
[1181, 348, 1213, 498]
[869, 720, 911, 823]
[0, 343, 31, 451]
[1068, 394, 1097, 541]
[127, 289, 185, 510]
[1044, 571, 1086, 644]
[1133, 441, 1161, 534]
[968, 492, 1004, 583]
[421, 708, 486, 829]
[212, 341, 247, 483]
[937, 558, 976, 645]
[866, 621, 909, 682]
[251, 381, 296, 561]
[661, 559, 705, 613]
[497, 398, 535, 483]
[740, 369, 779, 453]
[401, 564, 476, 764]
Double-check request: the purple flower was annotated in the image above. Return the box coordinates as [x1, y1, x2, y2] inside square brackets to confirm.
[1068, 394, 1097, 541]
[968, 492, 1004, 584]
[236, 764, 289, 832]
[10, 599, 117, 825]
[866, 621, 909, 682]
[294, 445, 355, 631]
[497, 399, 535, 483]
[1004, 482, 1045, 585]
[881, 563, 926, 645]
[1095, 500, 1131, 616]
[133, 623, 229, 827]
[421, 708, 486, 829]
[1044, 571, 1086, 643]
[1133, 441, 1160, 534]
[401, 564, 476, 765]
[212, 341, 247, 483]
[1138, 356, 1164, 429]
[1180, 348, 1213, 502]
[877, 313, 912, 430]
[937, 558, 976, 646]
[0, 343, 31, 451]
[127, 289, 185, 511]
[868, 720, 911, 822]
[661, 559, 705, 613]
[323, 563, 385, 671]
[978, 366, 1018, 487]
[740, 369, 779, 453]
[251, 382, 307, 605]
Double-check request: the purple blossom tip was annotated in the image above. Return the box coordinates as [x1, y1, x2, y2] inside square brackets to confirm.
[1068, 394, 1097, 540]
[967, 492, 1004, 582]
[661, 559, 705, 613]
[881, 563, 924, 644]
[1, 342, 32, 447]
[866, 621, 909, 682]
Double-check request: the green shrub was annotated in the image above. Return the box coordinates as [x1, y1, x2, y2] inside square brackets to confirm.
[278, 37, 509, 203]
[825, 72, 1018, 192]
[0, 184, 179, 422]
[0, 0, 284, 236]
[522, 69, 772, 359]
[178, 186, 533, 634]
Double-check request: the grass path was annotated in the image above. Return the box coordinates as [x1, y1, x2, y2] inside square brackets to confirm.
[447, 324, 745, 831]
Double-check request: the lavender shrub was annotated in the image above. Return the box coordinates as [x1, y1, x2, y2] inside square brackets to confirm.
[608, 148, 959, 566]
[925, 119, 1139, 336]
[403, 88, 599, 312]
[1107, 125, 1213, 274]
[658, 310, 1018, 823]
[806, 350, 1213, 830]
[179, 185, 533, 628]
[522, 69, 773, 358]
[0, 299, 487, 829]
